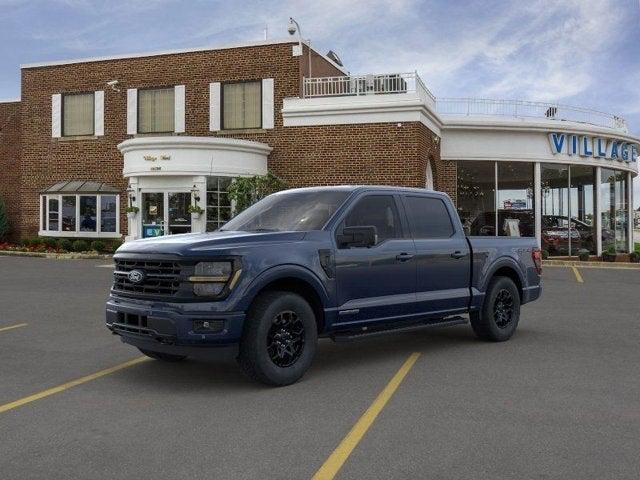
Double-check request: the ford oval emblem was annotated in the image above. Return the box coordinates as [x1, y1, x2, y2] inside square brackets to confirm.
[128, 269, 146, 285]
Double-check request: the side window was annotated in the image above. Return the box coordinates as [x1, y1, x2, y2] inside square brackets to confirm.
[405, 196, 454, 239]
[343, 195, 401, 243]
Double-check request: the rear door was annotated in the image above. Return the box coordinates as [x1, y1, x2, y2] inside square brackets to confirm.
[334, 194, 416, 326]
[402, 194, 471, 316]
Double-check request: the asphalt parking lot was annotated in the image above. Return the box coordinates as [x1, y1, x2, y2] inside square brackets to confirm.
[1, 256, 639, 480]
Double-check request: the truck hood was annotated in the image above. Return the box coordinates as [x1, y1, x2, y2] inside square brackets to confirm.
[116, 231, 307, 256]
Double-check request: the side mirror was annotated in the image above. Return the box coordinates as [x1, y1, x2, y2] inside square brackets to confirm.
[337, 226, 377, 248]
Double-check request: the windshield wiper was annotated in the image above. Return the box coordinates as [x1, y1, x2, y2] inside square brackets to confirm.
[247, 228, 279, 232]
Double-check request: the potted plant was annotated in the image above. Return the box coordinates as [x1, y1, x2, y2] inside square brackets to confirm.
[126, 206, 139, 220]
[577, 248, 590, 261]
[602, 245, 617, 262]
[188, 205, 204, 220]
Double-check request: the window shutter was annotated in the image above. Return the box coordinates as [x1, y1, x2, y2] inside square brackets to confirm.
[94, 90, 104, 136]
[174, 85, 185, 133]
[51, 94, 62, 138]
[262, 78, 274, 129]
[127, 88, 137, 135]
[209, 82, 221, 131]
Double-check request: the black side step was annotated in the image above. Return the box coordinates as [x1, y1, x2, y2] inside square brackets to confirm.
[330, 316, 468, 343]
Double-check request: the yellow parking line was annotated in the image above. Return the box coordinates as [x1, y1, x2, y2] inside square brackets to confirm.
[312, 352, 421, 480]
[0, 323, 28, 333]
[0, 357, 149, 414]
[571, 266, 584, 283]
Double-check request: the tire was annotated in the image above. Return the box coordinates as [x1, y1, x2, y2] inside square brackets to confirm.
[238, 291, 318, 386]
[470, 276, 521, 342]
[138, 348, 187, 362]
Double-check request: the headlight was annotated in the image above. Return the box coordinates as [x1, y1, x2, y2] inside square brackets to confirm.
[189, 261, 238, 297]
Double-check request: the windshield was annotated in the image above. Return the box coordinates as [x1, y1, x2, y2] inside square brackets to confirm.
[220, 190, 350, 232]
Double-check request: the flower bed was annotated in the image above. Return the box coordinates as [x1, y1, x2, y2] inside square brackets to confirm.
[0, 237, 122, 255]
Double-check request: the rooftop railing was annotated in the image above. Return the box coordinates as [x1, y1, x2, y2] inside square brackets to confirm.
[302, 72, 436, 107]
[301, 73, 628, 132]
[436, 97, 628, 132]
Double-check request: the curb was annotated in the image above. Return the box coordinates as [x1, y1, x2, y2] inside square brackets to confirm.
[543, 260, 640, 269]
[0, 250, 112, 260]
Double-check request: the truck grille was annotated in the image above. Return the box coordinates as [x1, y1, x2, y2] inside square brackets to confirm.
[113, 259, 182, 296]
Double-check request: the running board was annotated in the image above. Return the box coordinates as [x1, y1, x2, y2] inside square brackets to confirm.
[330, 316, 467, 343]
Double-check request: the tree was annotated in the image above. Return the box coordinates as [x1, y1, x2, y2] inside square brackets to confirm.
[0, 197, 9, 241]
[227, 173, 287, 214]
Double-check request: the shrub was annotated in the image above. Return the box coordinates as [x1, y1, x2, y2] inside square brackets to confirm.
[0, 197, 9, 241]
[630, 251, 640, 263]
[541, 249, 549, 260]
[21, 238, 32, 247]
[106, 239, 123, 253]
[577, 249, 590, 261]
[41, 237, 58, 249]
[72, 239, 89, 252]
[58, 238, 73, 252]
[29, 237, 43, 247]
[90, 240, 106, 252]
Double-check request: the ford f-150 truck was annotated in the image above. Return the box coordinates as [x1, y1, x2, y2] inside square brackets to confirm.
[106, 186, 542, 385]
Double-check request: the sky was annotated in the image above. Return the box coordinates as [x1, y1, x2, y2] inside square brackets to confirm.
[1, 0, 639, 204]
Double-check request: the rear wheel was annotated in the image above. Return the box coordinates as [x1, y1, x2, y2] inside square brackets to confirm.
[470, 276, 520, 342]
[138, 348, 187, 362]
[238, 291, 318, 386]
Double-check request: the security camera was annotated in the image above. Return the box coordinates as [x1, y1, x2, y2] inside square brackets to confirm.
[106, 80, 120, 92]
[287, 18, 297, 35]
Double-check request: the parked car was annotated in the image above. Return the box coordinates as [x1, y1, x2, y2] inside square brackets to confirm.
[106, 186, 542, 386]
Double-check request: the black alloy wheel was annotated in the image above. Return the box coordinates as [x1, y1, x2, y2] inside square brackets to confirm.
[266, 310, 306, 367]
[493, 289, 515, 329]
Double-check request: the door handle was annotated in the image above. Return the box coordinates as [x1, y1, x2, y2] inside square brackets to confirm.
[396, 252, 414, 262]
[450, 251, 467, 259]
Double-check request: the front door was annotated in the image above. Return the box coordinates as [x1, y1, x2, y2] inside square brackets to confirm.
[141, 192, 192, 238]
[334, 194, 416, 327]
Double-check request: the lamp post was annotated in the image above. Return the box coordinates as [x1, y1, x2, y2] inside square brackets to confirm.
[288, 17, 312, 79]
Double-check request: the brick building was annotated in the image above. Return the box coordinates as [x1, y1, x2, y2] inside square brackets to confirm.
[0, 38, 638, 255]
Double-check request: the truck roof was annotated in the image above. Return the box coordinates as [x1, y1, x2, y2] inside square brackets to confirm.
[274, 185, 446, 196]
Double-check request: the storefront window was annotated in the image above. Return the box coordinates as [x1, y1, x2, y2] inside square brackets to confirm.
[541, 164, 570, 255]
[457, 161, 495, 236]
[601, 168, 628, 253]
[570, 166, 596, 255]
[100, 195, 117, 233]
[497, 163, 534, 237]
[40, 193, 119, 237]
[80, 196, 97, 232]
[206, 176, 232, 231]
[61, 196, 76, 232]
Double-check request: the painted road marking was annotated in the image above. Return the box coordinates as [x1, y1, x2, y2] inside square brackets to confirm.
[571, 266, 584, 283]
[0, 357, 149, 414]
[312, 352, 421, 480]
[0, 323, 28, 333]
[96, 264, 114, 268]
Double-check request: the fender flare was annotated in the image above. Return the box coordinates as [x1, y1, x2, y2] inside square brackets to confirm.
[234, 264, 331, 313]
[481, 256, 526, 294]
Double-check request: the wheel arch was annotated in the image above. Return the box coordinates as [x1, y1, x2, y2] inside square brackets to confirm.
[484, 259, 525, 302]
[238, 265, 329, 334]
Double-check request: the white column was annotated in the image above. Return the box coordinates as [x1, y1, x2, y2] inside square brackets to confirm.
[534, 162, 541, 249]
[191, 176, 207, 234]
[125, 177, 140, 242]
[595, 167, 602, 256]
[628, 171, 633, 253]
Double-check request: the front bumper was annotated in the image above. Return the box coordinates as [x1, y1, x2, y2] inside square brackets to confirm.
[106, 295, 246, 348]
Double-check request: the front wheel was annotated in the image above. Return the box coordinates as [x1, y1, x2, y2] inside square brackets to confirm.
[470, 276, 521, 342]
[238, 291, 318, 386]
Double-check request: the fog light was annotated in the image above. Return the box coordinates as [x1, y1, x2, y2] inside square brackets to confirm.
[193, 319, 224, 333]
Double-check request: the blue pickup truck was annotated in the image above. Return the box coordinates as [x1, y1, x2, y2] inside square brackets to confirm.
[106, 186, 542, 385]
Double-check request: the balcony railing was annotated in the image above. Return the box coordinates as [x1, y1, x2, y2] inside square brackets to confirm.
[302, 72, 436, 106]
[301, 74, 628, 132]
[436, 97, 628, 132]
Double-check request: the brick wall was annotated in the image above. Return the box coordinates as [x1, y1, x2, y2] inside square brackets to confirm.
[16, 41, 444, 239]
[0, 101, 21, 239]
[417, 123, 456, 203]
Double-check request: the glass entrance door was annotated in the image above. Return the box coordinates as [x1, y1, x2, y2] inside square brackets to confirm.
[168, 192, 191, 235]
[141, 192, 192, 238]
